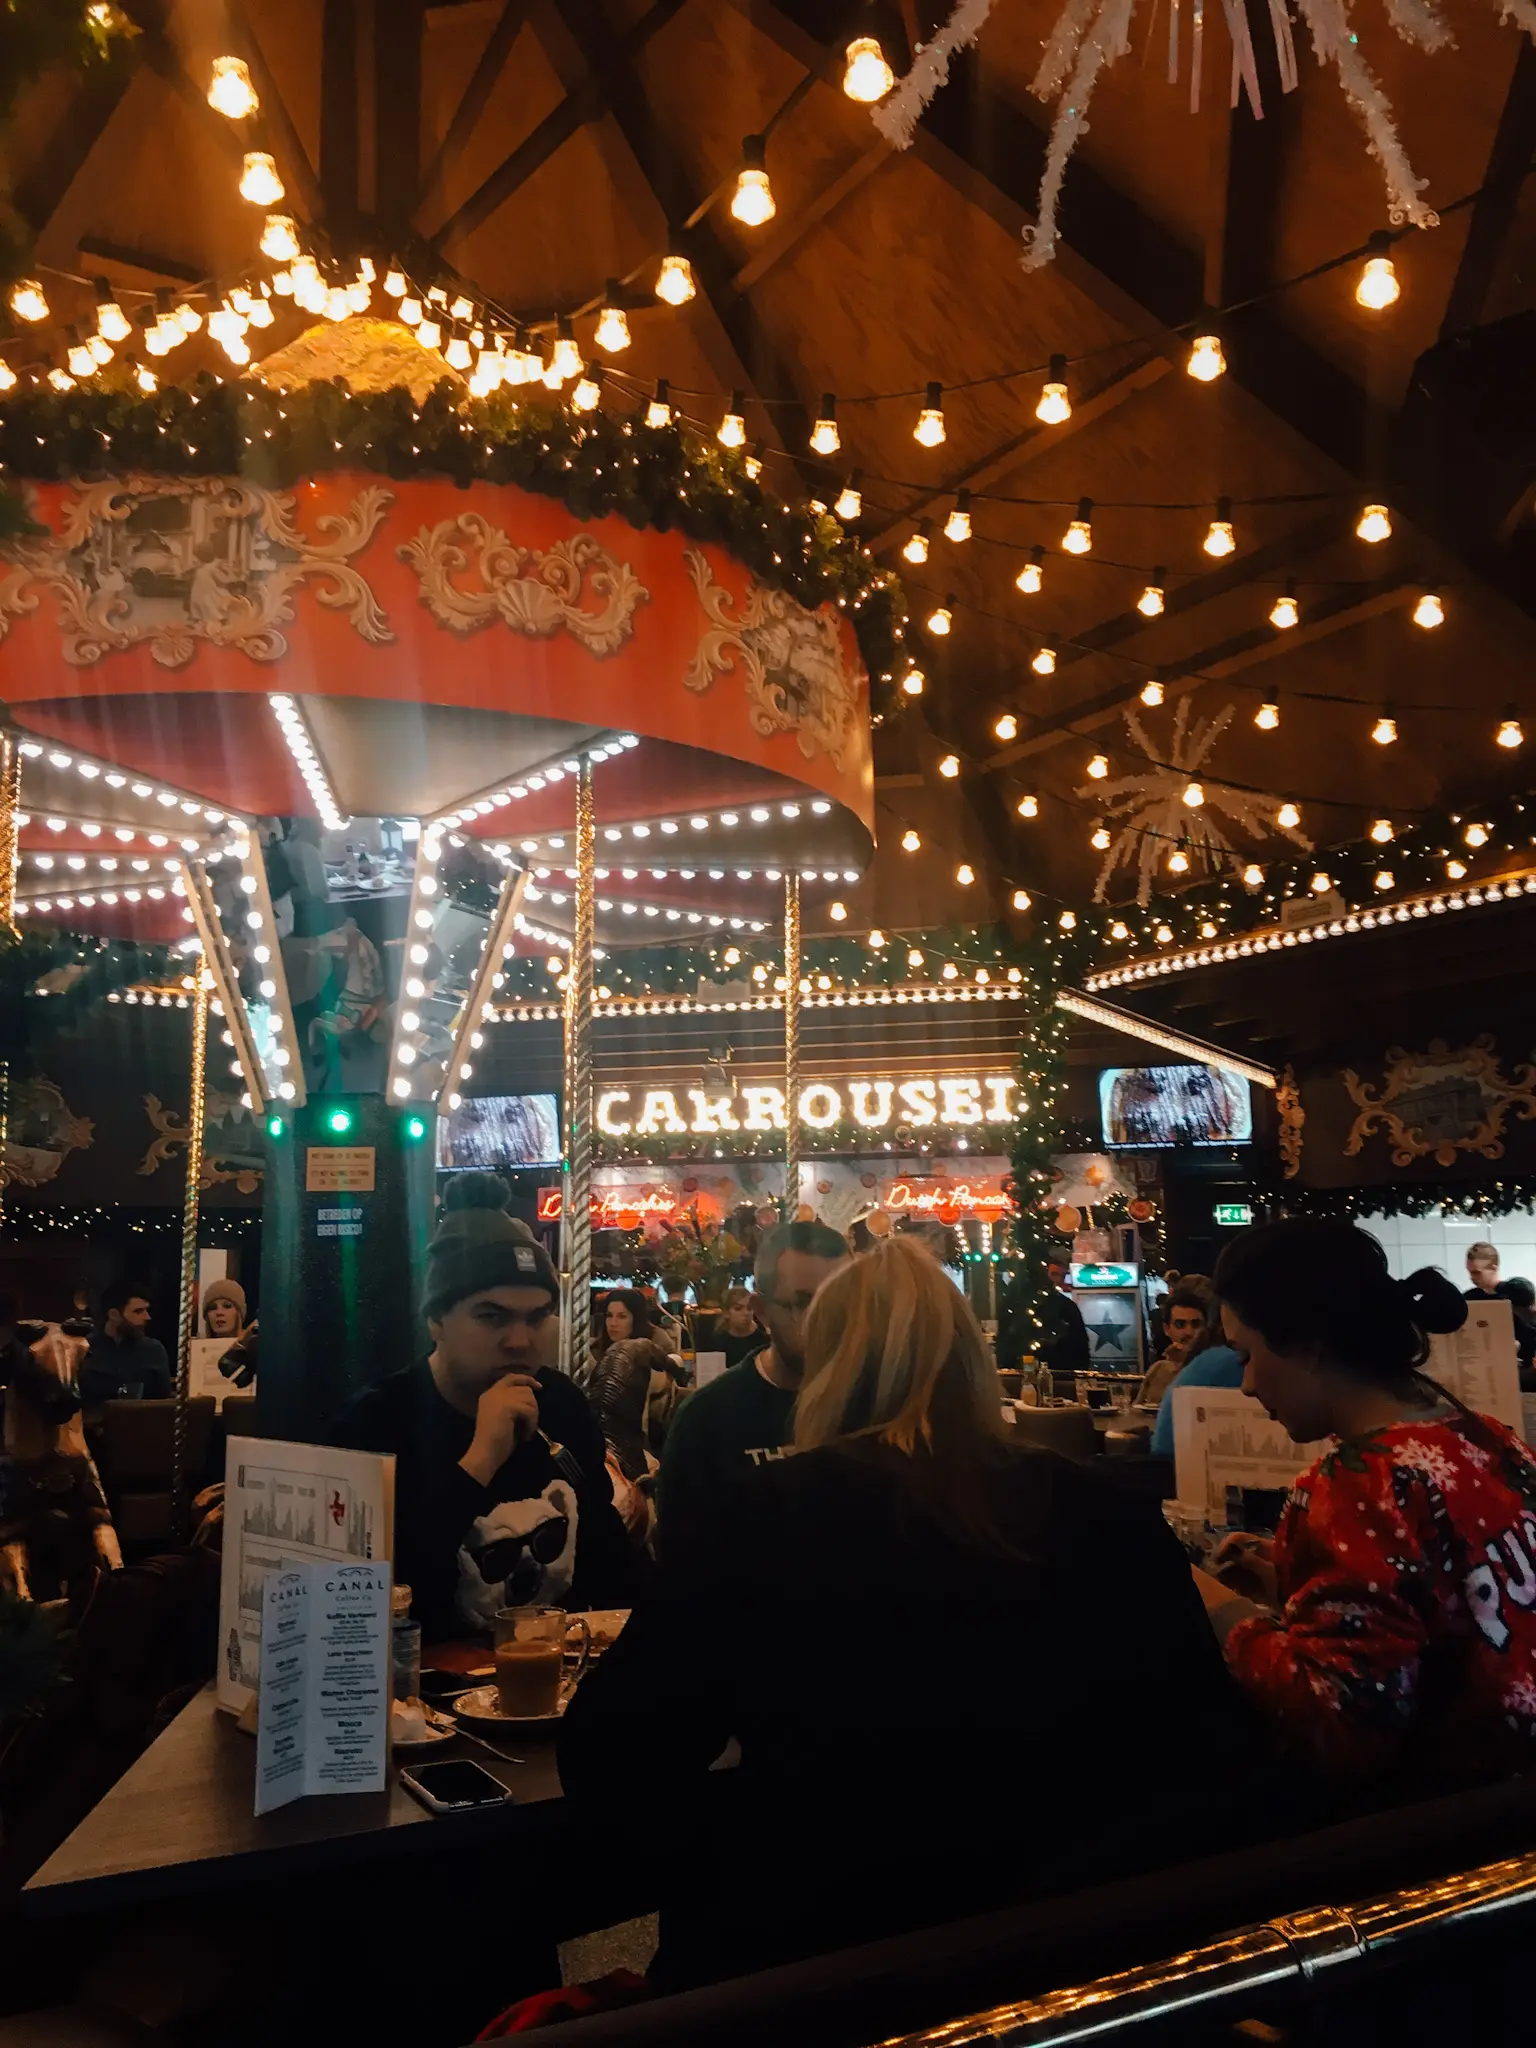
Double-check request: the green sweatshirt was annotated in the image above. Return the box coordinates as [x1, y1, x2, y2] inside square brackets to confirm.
[657, 1357, 795, 1560]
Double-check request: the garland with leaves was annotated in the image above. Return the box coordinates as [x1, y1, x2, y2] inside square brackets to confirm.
[0, 375, 907, 686]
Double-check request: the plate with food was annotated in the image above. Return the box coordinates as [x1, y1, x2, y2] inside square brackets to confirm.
[391, 1698, 458, 1750]
[452, 1683, 570, 1731]
[569, 1608, 631, 1657]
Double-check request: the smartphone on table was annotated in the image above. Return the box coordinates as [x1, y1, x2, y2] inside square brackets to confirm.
[400, 1759, 514, 1814]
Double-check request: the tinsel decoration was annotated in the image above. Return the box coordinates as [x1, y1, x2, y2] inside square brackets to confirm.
[1289, 0, 1436, 229]
[1023, 0, 1135, 272]
[869, 0, 997, 147]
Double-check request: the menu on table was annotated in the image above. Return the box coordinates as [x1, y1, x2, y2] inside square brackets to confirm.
[255, 1558, 392, 1816]
[1428, 1298, 1521, 1436]
[1172, 1386, 1328, 1520]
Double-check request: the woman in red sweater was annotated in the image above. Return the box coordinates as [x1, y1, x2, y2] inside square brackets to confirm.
[1197, 1218, 1536, 1792]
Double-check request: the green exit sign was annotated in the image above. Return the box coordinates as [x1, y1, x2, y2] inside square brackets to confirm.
[1215, 1202, 1253, 1227]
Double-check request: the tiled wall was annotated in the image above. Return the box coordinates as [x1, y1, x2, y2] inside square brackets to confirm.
[1358, 1207, 1536, 1289]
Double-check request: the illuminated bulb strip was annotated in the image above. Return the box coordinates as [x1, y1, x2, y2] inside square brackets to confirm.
[526, 883, 773, 933]
[1083, 868, 1536, 993]
[429, 733, 640, 831]
[21, 819, 215, 853]
[269, 693, 346, 831]
[224, 829, 305, 1105]
[1054, 988, 1277, 1089]
[515, 794, 840, 861]
[435, 869, 529, 1108]
[486, 983, 1028, 1022]
[14, 735, 229, 826]
[179, 858, 270, 1111]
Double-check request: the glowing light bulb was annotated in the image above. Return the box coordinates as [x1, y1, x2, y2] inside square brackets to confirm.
[1447, 858, 1468, 879]
[1242, 863, 1264, 887]
[87, 331, 112, 365]
[208, 54, 258, 118]
[1270, 586, 1299, 629]
[93, 281, 130, 342]
[384, 267, 407, 297]
[1086, 753, 1109, 779]
[1372, 714, 1398, 745]
[67, 333, 95, 378]
[1017, 548, 1044, 594]
[994, 712, 1018, 742]
[1465, 821, 1490, 848]
[1203, 497, 1235, 556]
[1375, 869, 1395, 891]
[1186, 332, 1225, 382]
[901, 829, 921, 852]
[1255, 699, 1280, 730]
[1356, 502, 1392, 543]
[1031, 646, 1056, 675]
[901, 668, 925, 696]
[549, 318, 581, 381]
[645, 379, 672, 429]
[9, 278, 48, 323]
[1091, 825, 1112, 850]
[239, 151, 284, 205]
[913, 381, 946, 447]
[1111, 921, 1129, 940]
[1140, 679, 1164, 706]
[944, 491, 972, 543]
[1011, 888, 1032, 912]
[829, 900, 847, 921]
[176, 300, 202, 334]
[809, 395, 840, 455]
[1370, 817, 1394, 844]
[134, 363, 156, 394]
[444, 332, 472, 370]
[1036, 354, 1071, 424]
[1277, 800, 1301, 829]
[247, 292, 274, 328]
[1167, 846, 1189, 873]
[416, 316, 442, 349]
[260, 213, 299, 261]
[1017, 794, 1039, 818]
[1061, 497, 1093, 554]
[595, 285, 630, 352]
[572, 365, 603, 411]
[1310, 872, 1333, 895]
[744, 442, 764, 481]
[731, 136, 775, 225]
[1059, 911, 1078, 930]
[1413, 590, 1444, 629]
[325, 286, 350, 322]
[927, 597, 953, 636]
[655, 250, 695, 305]
[1182, 781, 1204, 808]
[903, 520, 932, 564]
[956, 864, 975, 886]
[1356, 232, 1400, 310]
[1497, 709, 1524, 749]
[843, 33, 894, 101]
[835, 478, 862, 521]
[938, 754, 961, 778]
[718, 392, 746, 448]
[1137, 574, 1165, 617]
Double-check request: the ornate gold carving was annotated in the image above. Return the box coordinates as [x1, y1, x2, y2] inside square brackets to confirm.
[139, 1090, 262, 1193]
[1343, 1036, 1536, 1167]
[0, 476, 393, 667]
[683, 549, 860, 769]
[398, 515, 647, 655]
[1276, 1064, 1304, 1180]
[1, 1077, 93, 1189]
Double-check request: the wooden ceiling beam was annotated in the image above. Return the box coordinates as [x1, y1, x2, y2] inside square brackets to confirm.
[1439, 42, 1536, 339]
[731, 141, 891, 293]
[374, 0, 426, 239]
[426, 0, 686, 247]
[11, 53, 135, 235]
[1204, 0, 1295, 313]
[76, 235, 202, 285]
[416, 0, 529, 227]
[320, 0, 361, 233]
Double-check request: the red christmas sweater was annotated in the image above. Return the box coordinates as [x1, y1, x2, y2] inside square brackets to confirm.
[1224, 1405, 1536, 1779]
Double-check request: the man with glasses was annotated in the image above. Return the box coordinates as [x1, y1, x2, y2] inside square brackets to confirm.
[337, 1195, 635, 1636]
[658, 1220, 848, 1559]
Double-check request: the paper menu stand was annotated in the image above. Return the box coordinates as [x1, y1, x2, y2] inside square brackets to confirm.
[255, 1559, 392, 1816]
[693, 1350, 728, 1389]
[1427, 1298, 1521, 1437]
[1172, 1386, 1328, 1521]
[219, 1437, 395, 1715]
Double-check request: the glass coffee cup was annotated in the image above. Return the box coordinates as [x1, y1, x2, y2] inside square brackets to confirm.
[493, 1606, 591, 1718]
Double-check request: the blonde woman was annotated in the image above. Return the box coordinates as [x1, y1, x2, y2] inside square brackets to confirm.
[559, 1237, 1271, 1993]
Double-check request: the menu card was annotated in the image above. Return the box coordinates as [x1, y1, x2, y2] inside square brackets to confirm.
[255, 1559, 392, 1816]
[1172, 1386, 1328, 1519]
[1428, 1298, 1521, 1436]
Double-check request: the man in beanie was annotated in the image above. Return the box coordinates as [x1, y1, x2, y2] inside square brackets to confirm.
[335, 1189, 637, 1639]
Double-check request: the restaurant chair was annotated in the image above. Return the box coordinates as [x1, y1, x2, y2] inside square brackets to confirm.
[98, 1398, 216, 1549]
[1007, 1404, 1099, 1462]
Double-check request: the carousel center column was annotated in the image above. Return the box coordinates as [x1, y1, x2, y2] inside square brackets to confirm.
[559, 758, 595, 1377]
[784, 872, 801, 1220]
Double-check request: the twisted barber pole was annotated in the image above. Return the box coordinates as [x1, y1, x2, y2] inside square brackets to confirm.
[560, 759, 596, 1376]
[0, 726, 19, 1236]
[172, 970, 210, 1540]
[783, 873, 802, 1220]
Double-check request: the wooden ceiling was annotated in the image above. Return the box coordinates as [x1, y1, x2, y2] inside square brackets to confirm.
[8, 0, 1536, 941]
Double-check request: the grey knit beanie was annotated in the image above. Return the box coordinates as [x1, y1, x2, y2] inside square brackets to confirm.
[424, 1187, 559, 1320]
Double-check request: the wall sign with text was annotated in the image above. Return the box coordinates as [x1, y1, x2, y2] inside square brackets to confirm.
[595, 1075, 1021, 1137]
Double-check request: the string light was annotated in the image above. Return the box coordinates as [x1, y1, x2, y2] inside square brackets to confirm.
[901, 668, 925, 696]
[134, 363, 158, 394]
[1413, 589, 1444, 629]
[570, 363, 602, 412]
[1091, 823, 1112, 850]
[938, 753, 961, 778]
[655, 247, 696, 306]
[744, 441, 764, 481]
[1356, 502, 1392, 543]
[1036, 354, 1071, 424]
[444, 330, 472, 371]
[1140, 679, 1164, 706]
[239, 151, 284, 205]
[1016, 546, 1044, 594]
[595, 282, 631, 352]
[1167, 845, 1189, 873]
[208, 54, 258, 118]
[994, 712, 1018, 741]
[1242, 863, 1264, 886]
[1137, 572, 1165, 617]
[913, 381, 946, 447]
[0, 361, 15, 393]
[1182, 780, 1204, 808]
[731, 135, 775, 225]
[1059, 911, 1078, 930]
[91, 279, 130, 342]
[1375, 869, 1395, 890]
[1086, 753, 1109, 779]
[384, 266, 407, 297]
[1269, 579, 1299, 629]
[1203, 496, 1235, 556]
[901, 829, 921, 851]
[1277, 799, 1301, 829]
[1310, 872, 1334, 894]
[1369, 817, 1394, 843]
[944, 490, 972, 542]
[927, 596, 954, 636]
[9, 278, 48, 323]
[1447, 858, 1468, 879]
[717, 391, 746, 448]
[1497, 707, 1524, 749]
[645, 379, 672, 428]
[1186, 333, 1225, 382]
[903, 519, 932, 564]
[1255, 698, 1280, 730]
[548, 316, 581, 382]
[828, 900, 847, 921]
[66, 329, 96, 379]
[1061, 497, 1093, 554]
[835, 476, 862, 521]
[1356, 230, 1400, 310]
[1011, 888, 1032, 911]
[843, 33, 894, 101]
[1111, 920, 1129, 940]
[956, 864, 975, 886]
[259, 213, 300, 262]
[809, 395, 840, 455]
[1464, 821, 1489, 848]
[1017, 794, 1039, 818]
[1031, 646, 1056, 675]
[1371, 711, 1399, 745]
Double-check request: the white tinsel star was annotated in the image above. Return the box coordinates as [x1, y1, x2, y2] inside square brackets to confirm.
[1076, 698, 1311, 906]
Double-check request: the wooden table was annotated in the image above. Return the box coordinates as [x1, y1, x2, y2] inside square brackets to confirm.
[23, 1682, 566, 1918]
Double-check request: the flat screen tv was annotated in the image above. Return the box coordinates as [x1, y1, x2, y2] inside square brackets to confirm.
[437, 1093, 562, 1169]
[1099, 1064, 1252, 1149]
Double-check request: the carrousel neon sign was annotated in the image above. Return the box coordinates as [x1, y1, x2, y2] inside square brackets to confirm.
[595, 1075, 1021, 1137]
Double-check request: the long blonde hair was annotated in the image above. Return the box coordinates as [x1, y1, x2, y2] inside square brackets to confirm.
[795, 1236, 1007, 1458]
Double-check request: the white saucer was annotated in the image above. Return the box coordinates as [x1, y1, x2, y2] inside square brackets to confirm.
[392, 1702, 458, 1750]
[452, 1683, 569, 1730]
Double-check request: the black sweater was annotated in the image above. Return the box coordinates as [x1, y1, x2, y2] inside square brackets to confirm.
[559, 1437, 1290, 1990]
[334, 1361, 639, 1641]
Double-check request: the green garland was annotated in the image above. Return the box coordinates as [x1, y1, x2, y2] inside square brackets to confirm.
[0, 375, 907, 690]
[1281, 1178, 1536, 1223]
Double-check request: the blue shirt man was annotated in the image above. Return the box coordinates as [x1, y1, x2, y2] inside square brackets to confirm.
[1150, 1345, 1245, 1457]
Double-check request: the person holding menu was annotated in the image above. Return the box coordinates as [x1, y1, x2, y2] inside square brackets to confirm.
[336, 1187, 637, 1638]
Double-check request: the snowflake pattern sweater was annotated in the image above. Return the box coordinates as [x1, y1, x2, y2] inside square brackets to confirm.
[1223, 1405, 1536, 1781]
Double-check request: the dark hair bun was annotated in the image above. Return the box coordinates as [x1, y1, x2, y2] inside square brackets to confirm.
[441, 1170, 512, 1214]
[1401, 1266, 1469, 1337]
